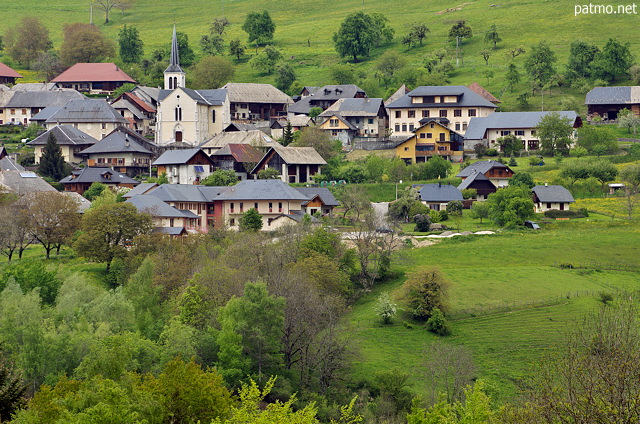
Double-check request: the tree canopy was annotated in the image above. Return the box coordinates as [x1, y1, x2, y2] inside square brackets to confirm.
[38, 132, 66, 181]
[118, 24, 143, 63]
[487, 185, 535, 227]
[524, 41, 557, 90]
[333, 12, 376, 63]
[60, 23, 116, 67]
[4, 17, 51, 68]
[242, 11, 275, 45]
[192, 56, 235, 89]
[536, 112, 574, 154]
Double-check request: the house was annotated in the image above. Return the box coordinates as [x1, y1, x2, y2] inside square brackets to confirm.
[51, 63, 136, 94]
[270, 115, 312, 139]
[222, 82, 293, 123]
[59, 167, 139, 195]
[456, 160, 514, 188]
[288, 84, 366, 116]
[0, 88, 85, 126]
[0, 63, 22, 85]
[251, 145, 327, 183]
[110, 91, 157, 136]
[132, 86, 162, 110]
[467, 82, 501, 105]
[464, 111, 582, 151]
[28, 125, 98, 164]
[0, 153, 23, 172]
[457, 170, 497, 200]
[152, 148, 215, 185]
[385, 85, 410, 107]
[212, 179, 311, 231]
[532, 185, 575, 212]
[417, 183, 463, 211]
[394, 118, 464, 163]
[43, 99, 128, 140]
[126, 194, 198, 235]
[318, 98, 387, 145]
[78, 127, 157, 177]
[585, 86, 640, 120]
[386, 85, 498, 137]
[295, 187, 340, 216]
[224, 122, 258, 132]
[0, 171, 56, 195]
[199, 130, 279, 156]
[210, 143, 264, 180]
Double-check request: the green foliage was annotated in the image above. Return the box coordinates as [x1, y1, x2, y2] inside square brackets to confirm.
[487, 185, 535, 228]
[474, 143, 487, 157]
[620, 163, 640, 193]
[369, 12, 395, 46]
[577, 125, 618, 154]
[426, 307, 450, 336]
[242, 11, 275, 45]
[407, 22, 430, 47]
[525, 41, 557, 89]
[59, 23, 116, 67]
[448, 20, 472, 40]
[536, 111, 574, 154]
[484, 24, 501, 49]
[200, 34, 224, 56]
[192, 56, 235, 89]
[469, 201, 490, 224]
[333, 12, 376, 63]
[401, 267, 450, 321]
[250, 45, 283, 74]
[118, 24, 143, 63]
[201, 169, 238, 186]
[570, 146, 588, 157]
[111, 82, 136, 99]
[374, 292, 397, 324]
[239, 208, 263, 232]
[561, 158, 618, 186]
[407, 380, 494, 423]
[82, 182, 107, 201]
[275, 62, 296, 91]
[257, 167, 280, 179]
[173, 31, 195, 67]
[38, 132, 66, 181]
[461, 188, 477, 200]
[446, 200, 463, 216]
[1, 261, 61, 306]
[0, 345, 27, 422]
[567, 40, 599, 79]
[4, 17, 52, 67]
[591, 38, 635, 82]
[229, 38, 245, 60]
[509, 172, 535, 189]
[497, 134, 523, 157]
[375, 369, 413, 414]
[413, 213, 431, 232]
[618, 108, 640, 134]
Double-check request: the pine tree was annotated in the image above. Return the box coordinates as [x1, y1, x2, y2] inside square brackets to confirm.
[282, 121, 294, 146]
[38, 132, 66, 181]
[0, 345, 26, 420]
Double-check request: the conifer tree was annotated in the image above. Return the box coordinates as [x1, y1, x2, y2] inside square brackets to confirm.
[38, 132, 66, 181]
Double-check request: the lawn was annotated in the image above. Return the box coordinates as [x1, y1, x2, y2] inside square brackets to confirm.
[347, 219, 640, 402]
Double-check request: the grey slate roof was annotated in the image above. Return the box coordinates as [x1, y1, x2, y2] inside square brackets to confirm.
[78, 131, 154, 155]
[222, 83, 293, 105]
[157, 87, 227, 105]
[215, 179, 309, 201]
[127, 194, 191, 218]
[0, 171, 57, 194]
[418, 184, 463, 202]
[122, 182, 158, 198]
[532, 185, 575, 203]
[28, 125, 98, 146]
[59, 167, 139, 185]
[153, 227, 188, 235]
[30, 107, 61, 123]
[319, 98, 383, 117]
[0, 89, 86, 108]
[464, 111, 580, 140]
[457, 170, 492, 190]
[320, 114, 357, 130]
[276, 210, 321, 223]
[295, 187, 340, 206]
[385, 85, 497, 109]
[0, 156, 25, 172]
[289, 84, 366, 114]
[45, 99, 127, 124]
[585, 86, 640, 105]
[456, 160, 510, 178]
[152, 148, 210, 165]
[142, 184, 226, 203]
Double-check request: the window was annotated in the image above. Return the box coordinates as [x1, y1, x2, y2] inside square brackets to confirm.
[402, 124, 407, 132]
[422, 110, 430, 118]
[439, 110, 447, 118]
[455, 123, 461, 131]
[462, 122, 468, 131]
[240, 202, 244, 212]
[212, 110, 216, 123]
[468, 109, 477, 117]
[254, 202, 259, 210]
[169, 218, 174, 227]
[368, 118, 374, 124]
[420, 133, 426, 138]
[395, 110, 401, 118]
[409, 124, 414, 132]
[395, 124, 400, 132]
[332, 130, 338, 136]
[500, 130, 511, 136]
[515, 130, 525, 136]
[355, 118, 360, 124]
[10, 109, 15, 114]
[175, 106, 182, 121]
[404, 147, 410, 151]
[21, 109, 27, 115]
[408, 110, 416, 118]
[531, 130, 536, 136]
[278, 202, 283, 212]
[269, 202, 273, 212]
[454, 109, 462, 117]
[547, 203, 551, 209]
[439, 133, 446, 142]
[230, 218, 235, 226]
[329, 119, 339, 127]
[426, 133, 433, 139]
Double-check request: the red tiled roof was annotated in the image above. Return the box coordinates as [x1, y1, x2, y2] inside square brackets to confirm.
[52, 63, 136, 83]
[125, 92, 155, 113]
[228, 144, 265, 163]
[468, 82, 501, 104]
[0, 63, 22, 79]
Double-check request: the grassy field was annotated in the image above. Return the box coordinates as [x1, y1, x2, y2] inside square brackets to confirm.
[0, 0, 639, 107]
[347, 219, 640, 401]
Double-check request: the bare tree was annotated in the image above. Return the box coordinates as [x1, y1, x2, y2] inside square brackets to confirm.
[0, 202, 31, 261]
[423, 342, 476, 404]
[94, 0, 117, 23]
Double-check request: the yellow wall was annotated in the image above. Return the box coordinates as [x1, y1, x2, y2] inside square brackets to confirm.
[395, 122, 452, 163]
[320, 115, 350, 130]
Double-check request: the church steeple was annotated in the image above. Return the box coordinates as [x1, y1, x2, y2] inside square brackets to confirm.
[164, 25, 186, 90]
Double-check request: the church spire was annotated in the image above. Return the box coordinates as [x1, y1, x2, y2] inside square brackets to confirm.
[164, 24, 186, 90]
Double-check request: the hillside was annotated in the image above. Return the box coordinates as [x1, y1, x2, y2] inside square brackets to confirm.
[0, 0, 638, 111]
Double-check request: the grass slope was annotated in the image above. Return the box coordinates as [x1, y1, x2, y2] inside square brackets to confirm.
[1, 0, 638, 108]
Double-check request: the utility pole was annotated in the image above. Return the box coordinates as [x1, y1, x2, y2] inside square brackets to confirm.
[456, 36, 460, 67]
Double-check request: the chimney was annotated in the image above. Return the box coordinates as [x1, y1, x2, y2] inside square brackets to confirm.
[125, 134, 130, 147]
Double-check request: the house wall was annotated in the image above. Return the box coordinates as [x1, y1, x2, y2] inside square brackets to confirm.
[389, 106, 494, 137]
[395, 123, 459, 163]
[34, 144, 87, 164]
[45, 121, 119, 141]
[535, 201, 571, 213]
[221, 199, 303, 230]
[165, 163, 213, 185]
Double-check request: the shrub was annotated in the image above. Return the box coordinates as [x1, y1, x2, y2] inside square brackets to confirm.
[461, 188, 477, 199]
[414, 213, 431, 232]
[474, 143, 487, 157]
[428, 210, 442, 223]
[446, 200, 463, 216]
[426, 307, 451, 336]
[485, 148, 499, 157]
[375, 292, 397, 324]
[599, 292, 613, 304]
[401, 267, 450, 321]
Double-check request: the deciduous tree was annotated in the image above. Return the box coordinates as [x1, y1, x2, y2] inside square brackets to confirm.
[59, 23, 116, 67]
[566, 40, 599, 79]
[4, 17, 52, 68]
[242, 11, 275, 45]
[239, 208, 263, 232]
[469, 201, 490, 224]
[408, 22, 430, 47]
[591, 38, 635, 82]
[536, 111, 574, 154]
[448, 20, 472, 41]
[487, 185, 535, 227]
[201, 169, 238, 186]
[401, 267, 450, 321]
[118, 24, 143, 63]
[275, 62, 296, 91]
[497, 134, 523, 156]
[229, 38, 245, 60]
[250, 45, 282, 74]
[524, 41, 557, 91]
[333, 12, 376, 63]
[191, 56, 235, 89]
[484, 24, 501, 49]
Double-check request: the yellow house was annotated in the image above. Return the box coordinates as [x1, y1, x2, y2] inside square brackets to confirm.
[395, 119, 464, 164]
[27, 125, 98, 164]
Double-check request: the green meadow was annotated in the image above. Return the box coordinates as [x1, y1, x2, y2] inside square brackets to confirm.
[1, 0, 638, 109]
[348, 220, 640, 401]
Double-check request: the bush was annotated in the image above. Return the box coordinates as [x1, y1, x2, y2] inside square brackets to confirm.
[374, 292, 397, 324]
[426, 307, 451, 336]
[461, 188, 477, 199]
[401, 267, 450, 321]
[413, 213, 431, 232]
[474, 143, 487, 157]
[446, 201, 463, 216]
[485, 148, 499, 157]
[598, 292, 613, 304]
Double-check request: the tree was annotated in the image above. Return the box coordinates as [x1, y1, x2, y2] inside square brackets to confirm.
[375, 292, 397, 324]
[73, 202, 152, 271]
[591, 38, 635, 82]
[524, 41, 557, 90]
[408, 22, 430, 47]
[328, 63, 357, 84]
[480, 49, 491, 66]
[401, 267, 450, 321]
[256, 168, 280, 180]
[229, 38, 245, 60]
[448, 20, 472, 41]
[577, 125, 618, 154]
[375, 50, 407, 88]
[275, 62, 296, 91]
[250, 45, 282, 74]
[506, 63, 520, 92]
[38, 132, 66, 181]
[282, 121, 294, 146]
[0, 344, 27, 422]
[4, 17, 52, 68]
[210, 18, 230, 36]
[536, 111, 574, 154]
[24, 192, 81, 259]
[118, 24, 143, 63]
[621, 163, 640, 194]
[94, 0, 118, 23]
[333, 12, 376, 63]
[242, 11, 276, 45]
[618, 108, 640, 134]
[82, 182, 107, 201]
[192, 56, 235, 89]
[469, 201, 490, 224]
[239, 208, 263, 232]
[0, 202, 31, 261]
[174, 32, 195, 67]
[497, 134, 523, 157]
[115, 0, 134, 15]
[201, 169, 238, 186]
[370, 13, 395, 46]
[484, 24, 501, 49]
[32, 51, 66, 82]
[200, 34, 224, 56]
[291, 126, 339, 161]
[59, 23, 116, 67]
[487, 185, 535, 227]
[509, 172, 535, 189]
[566, 40, 599, 79]
[414, 213, 431, 232]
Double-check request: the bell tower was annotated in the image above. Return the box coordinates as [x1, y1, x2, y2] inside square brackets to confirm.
[164, 25, 186, 90]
